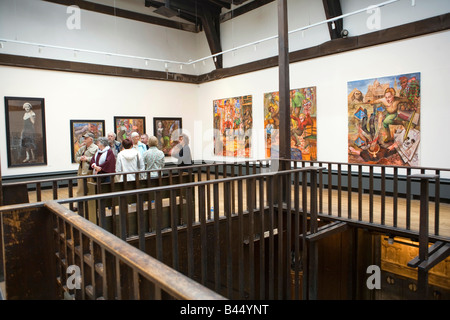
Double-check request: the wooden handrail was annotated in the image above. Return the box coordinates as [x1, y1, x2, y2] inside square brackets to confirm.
[45, 200, 226, 300]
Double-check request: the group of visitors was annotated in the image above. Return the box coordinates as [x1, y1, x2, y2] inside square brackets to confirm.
[75, 130, 192, 198]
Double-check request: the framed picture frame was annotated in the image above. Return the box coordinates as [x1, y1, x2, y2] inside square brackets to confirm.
[153, 117, 182, 156]
[114, 116, 146, 143]
[4, 96, 47, 167]
[69, 120, 105, 163]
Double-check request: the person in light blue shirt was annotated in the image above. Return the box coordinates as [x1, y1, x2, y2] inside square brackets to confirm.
[131, 131, 147, 158]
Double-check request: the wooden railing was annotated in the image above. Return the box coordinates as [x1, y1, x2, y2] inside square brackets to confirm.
[1, 159, 449, 299]
[282, 159, 450, 240]
[0, 200, 226, 300]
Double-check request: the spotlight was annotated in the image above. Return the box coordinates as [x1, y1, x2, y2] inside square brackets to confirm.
[341, 29, 349, 38]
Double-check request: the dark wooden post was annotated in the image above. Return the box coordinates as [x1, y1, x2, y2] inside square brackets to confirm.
[277, 0, 291, 164]
[408, 174, 438, 299]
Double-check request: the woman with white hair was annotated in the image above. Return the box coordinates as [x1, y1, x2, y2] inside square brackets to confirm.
[90, 137, 116, 183]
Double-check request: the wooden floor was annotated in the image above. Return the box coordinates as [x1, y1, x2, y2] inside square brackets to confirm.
[28, 178, 450, 239]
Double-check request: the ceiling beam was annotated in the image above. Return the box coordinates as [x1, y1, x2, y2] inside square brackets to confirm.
[322, 0, 344, 40]
[43, 0, 198, 32]
[200, 6, 223, 69]
[145, 0, 201, 25]
[221, 0, 274, 23]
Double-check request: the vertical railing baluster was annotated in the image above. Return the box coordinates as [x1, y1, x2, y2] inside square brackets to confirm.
[186, 186, 194, 278]
[53, 181, 58, 200]
[198, 185, 207, 286]
[347, 164, 352, 219]
[406, 168, 412, 230]
[207, 166, 211, 219]
[358, 166, 362, 221]
[435, 170, 440, 236]
[68, 180, 74, 210]
[224, 180, 233, 299]
[293, 171, 300, 300]
[337, 164, 342, 217]
[259, 176, 266, 299]
[36, 182, 42, 202]
[119, 196, 127, 241]
[170, 189, 179, 270]
[393, 167, 398, 228]
[267, 174, 275, 300]
[277, 174, 283, 300]
[381, 166, 386, 225]
[369, 166, 374, 223]
[318, 162, 323, 213]
[248, 177, 255, 299]
[238, 173, 245, 299]
[213, 182, 220, 293]
[137, 194, 145, 252]
[285, 172, 292, 299]
[327, 163, 332, 215]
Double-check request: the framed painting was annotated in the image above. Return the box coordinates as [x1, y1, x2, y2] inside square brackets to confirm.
[213, 95, 252, 158]
[153, 117, 182, 156]
[114, 116, 146, 143]
[264, 87, 317, 160]
[69, 120, 105, 163]
[4, 96, 47, 167]
[347, 72, 421, 166]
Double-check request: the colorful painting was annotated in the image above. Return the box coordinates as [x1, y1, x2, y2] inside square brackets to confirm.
[4, 97, 47, 167]
[70, 120, 105, 163]
[263, 87, 317, 160]
[114, 116, 146, 143]
[153, 117, 182, 156]
[348, 72, 420, 166]
[213, 95, 252, 158]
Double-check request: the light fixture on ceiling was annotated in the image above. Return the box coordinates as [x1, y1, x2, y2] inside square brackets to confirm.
[341, 29, 349, 38]
[154, 0, 178, 18]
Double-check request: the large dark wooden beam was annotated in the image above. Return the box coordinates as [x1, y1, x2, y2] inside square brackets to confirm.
[145, 0, 201, 25]
[322, 0, 344, 40]
[42, 0, 198, 32]
[0, 53, 201, 83]
[200, 7, 223, 69]
[220, 0, 275, 23]
[277, 0, 290, 161]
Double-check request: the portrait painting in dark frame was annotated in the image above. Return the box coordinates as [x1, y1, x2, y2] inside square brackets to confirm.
[153, 117, 182, 156]
[4, 96, 47, 167]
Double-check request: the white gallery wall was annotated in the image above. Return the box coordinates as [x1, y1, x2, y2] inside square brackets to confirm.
[197, 30, 450, 172]
[1, 29, 448, 178]
[0, 66, 198, 176]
